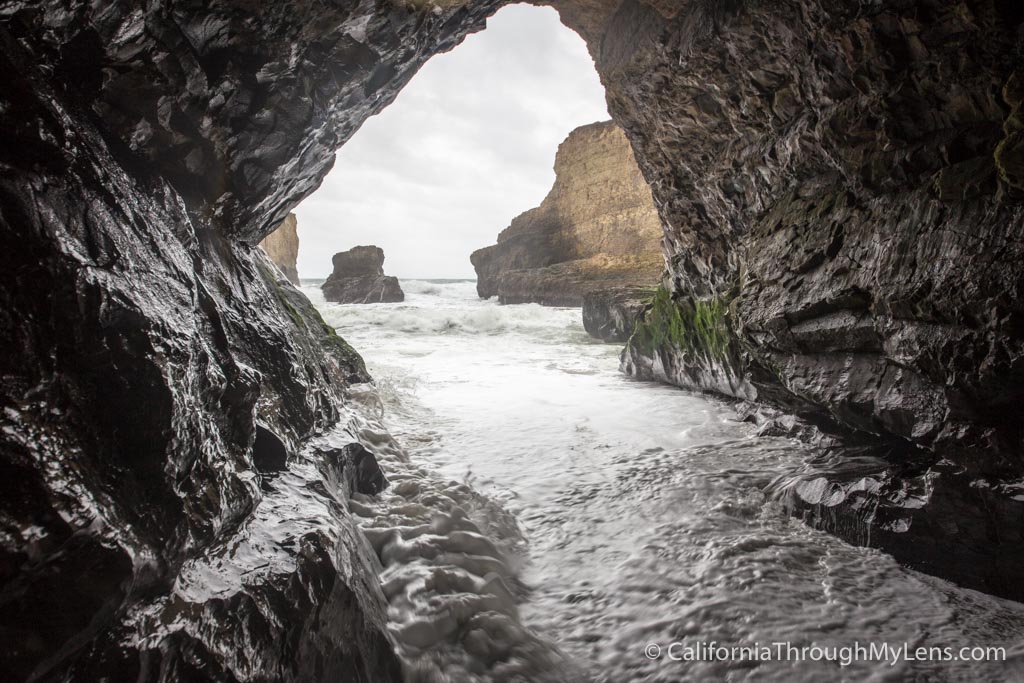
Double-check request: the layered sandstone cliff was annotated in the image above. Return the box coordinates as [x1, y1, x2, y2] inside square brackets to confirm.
[471, 121, 663, 306]
[258, 213, 300, 285]
[322, 246, 404, 304]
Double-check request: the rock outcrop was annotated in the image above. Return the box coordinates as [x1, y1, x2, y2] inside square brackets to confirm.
[597, 1, 1024, 600]
[471, 121, 663, 306]
[258, 213, 300, 285]
[582, 287, 655, 343]
[1, 0, 493, 677]
[0, 29, 397, 677]
[322, 246, 404, 304]
[3, 1, 1024, 677]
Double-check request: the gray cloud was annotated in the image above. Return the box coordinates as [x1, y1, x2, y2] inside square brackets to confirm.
[294, 4, 608, 279]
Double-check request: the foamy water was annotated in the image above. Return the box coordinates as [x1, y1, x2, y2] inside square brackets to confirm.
[308, 279, 1024, 682]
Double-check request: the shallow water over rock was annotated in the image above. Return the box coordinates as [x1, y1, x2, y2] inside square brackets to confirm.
[312, 280, 1024, 682]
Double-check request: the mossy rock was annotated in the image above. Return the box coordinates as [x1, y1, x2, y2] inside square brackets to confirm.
[628, 286, 737, 371]
[996, 132, 1024, 192]
[996, 71, 1024, 194]
[257, 258, 369, 381]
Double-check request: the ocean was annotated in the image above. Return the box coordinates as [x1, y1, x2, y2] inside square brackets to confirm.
[305, 278, 1024, 682]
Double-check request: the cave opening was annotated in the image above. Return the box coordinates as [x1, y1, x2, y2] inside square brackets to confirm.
[292, 4, 609, 283]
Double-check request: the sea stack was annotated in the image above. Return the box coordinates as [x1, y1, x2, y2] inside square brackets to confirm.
[470, 121, 663, 307]
[258, 213, 300, 285]
[322, 246, 404, 304]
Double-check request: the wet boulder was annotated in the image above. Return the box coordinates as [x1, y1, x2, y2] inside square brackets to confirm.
[343, 443, 389, 496]
[582, 286, 655, 342]
[318, 443, 388, 496]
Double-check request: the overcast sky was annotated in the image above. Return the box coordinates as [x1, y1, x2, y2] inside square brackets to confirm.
[294, 4, 608, 279]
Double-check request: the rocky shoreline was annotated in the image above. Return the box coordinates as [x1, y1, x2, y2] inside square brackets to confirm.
[605, 0, 1024, 596]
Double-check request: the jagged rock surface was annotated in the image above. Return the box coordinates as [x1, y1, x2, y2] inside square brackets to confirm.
[0, 0, 502, 243]
[0, 31, 400, 678]
[471, 121, 663, 306]
[322, 246, 404, 304]
[1, 0, 502, 677]
[258, 213, 301, 285]
[582, 0, 1024, 599]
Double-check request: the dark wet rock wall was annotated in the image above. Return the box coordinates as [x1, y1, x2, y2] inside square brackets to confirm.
[0, 27, 399, 677]
[586, 0, 1024, 599]
[2, 0, 502, 244]
[0, 0, 502, 676]
[582, 287, 656, 342]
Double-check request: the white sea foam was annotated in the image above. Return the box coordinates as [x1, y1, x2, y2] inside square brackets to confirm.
[307, 280, 1024, 682]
